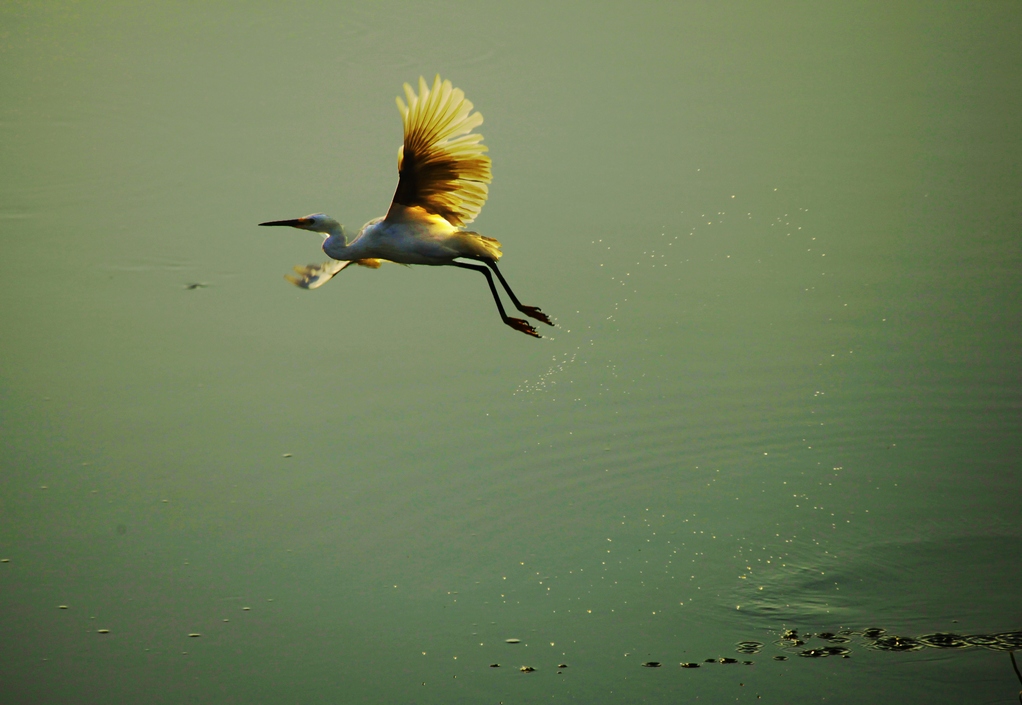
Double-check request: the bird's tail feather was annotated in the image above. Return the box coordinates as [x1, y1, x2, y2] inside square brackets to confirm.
[456, 231, 502, 261]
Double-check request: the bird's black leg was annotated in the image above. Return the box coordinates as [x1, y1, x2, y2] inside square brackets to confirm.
[484, 260, 553, 326]
[451, 262, 540, 338]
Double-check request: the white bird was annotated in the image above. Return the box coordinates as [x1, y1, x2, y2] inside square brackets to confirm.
[260, 75, 552, 338]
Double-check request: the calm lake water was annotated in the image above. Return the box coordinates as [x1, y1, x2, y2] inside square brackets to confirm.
[2, 2, 1020, 703]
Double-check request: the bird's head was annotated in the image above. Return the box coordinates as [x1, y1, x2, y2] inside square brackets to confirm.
[259, 213, 343, 237]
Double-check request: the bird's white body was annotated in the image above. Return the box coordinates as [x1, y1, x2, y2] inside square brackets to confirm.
[259, 75, 550, 337]
[323, 207, 499, 265]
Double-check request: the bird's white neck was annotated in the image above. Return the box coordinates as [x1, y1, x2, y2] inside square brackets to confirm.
[318, 220, 351, 259]
[317, 220, 346, 241]
[324, 218, 385, 261]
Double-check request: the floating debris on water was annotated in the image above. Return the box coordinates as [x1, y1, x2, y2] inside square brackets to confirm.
[736, 641, 763, 654]
[965, 634, 1000, 647]
[242, 607, 251, 611]
[476, 627, 1022, 674]
[58, 605, 68, 610]
[778, 629, 805, 647]
[97, 629, 110, 634]
[282, 453, 292, 458]
[918, 633, 969, 649]
[188, 633, 201, 638]
[991, 632, 1022, 651]
[799, 649, 830, 658]
[870, 635, 924, 652]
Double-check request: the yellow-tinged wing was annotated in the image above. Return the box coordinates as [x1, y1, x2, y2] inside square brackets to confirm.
[387, 75, 492, 227]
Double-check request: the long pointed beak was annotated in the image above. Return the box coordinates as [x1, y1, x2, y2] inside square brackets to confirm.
[259, 218, 306, 227]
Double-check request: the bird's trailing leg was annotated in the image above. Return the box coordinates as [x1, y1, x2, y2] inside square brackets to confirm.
[451, 262, 540, 338]
[485, 260, 553, 326]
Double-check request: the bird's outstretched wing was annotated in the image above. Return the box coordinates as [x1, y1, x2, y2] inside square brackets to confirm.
[387, 75, 492, 227]
[285, 260, 353, 289]
[285, 259, 384, 289]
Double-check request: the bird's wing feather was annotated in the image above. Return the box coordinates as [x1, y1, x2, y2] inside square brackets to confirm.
[285, 260, 353, 289]
[387, 75, 492, 227]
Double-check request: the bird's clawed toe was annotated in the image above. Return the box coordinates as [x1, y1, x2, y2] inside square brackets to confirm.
[506, 317, 541, 338]
[520, 305, 553, 326]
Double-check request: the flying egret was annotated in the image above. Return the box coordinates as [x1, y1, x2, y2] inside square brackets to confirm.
[260, 75, 552, 338]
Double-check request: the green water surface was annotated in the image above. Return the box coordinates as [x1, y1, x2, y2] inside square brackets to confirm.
[2, 2, 1020, 703]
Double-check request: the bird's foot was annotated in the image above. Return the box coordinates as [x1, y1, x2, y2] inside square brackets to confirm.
[506, 317, 541, 338]
[519, 305, 553, 326]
